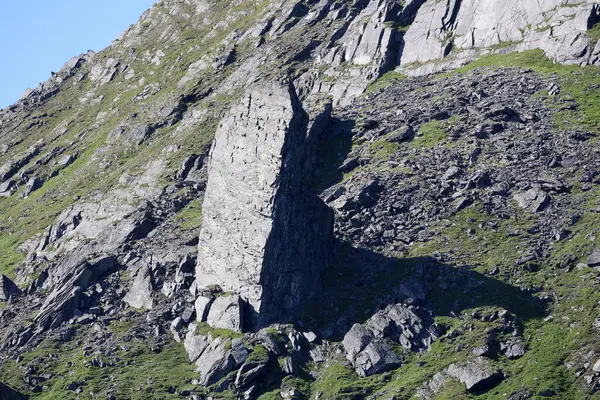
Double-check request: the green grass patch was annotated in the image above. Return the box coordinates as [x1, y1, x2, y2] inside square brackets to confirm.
[588, 22, 600, 42]
[410, 120, 447, 149]
[194, 322, 244, 340]
[365, 70, 407, 94]
[173, 199, 203, 230]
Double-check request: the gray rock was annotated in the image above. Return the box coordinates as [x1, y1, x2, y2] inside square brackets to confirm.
[235, 357, 268, 389]
[194, 295, 214, 323]
[502, 339, 526, 359]
[0, 180, 17, 197]
[400, 0, 600, 76]
[195, 338, 236, 386]
[472, 345, 491, 357]
[343, 323, 400, 377]
[343, 303, 443, 376]
[353, 339, 401, 377]
[35, 265, 92, 329]
[195, 82, 333, 328]
[0, 275, 21, 301]
[513, 188, 549, 212]
[57, 154, 76, 168]
[302, 331, 317, 343]
[183, 324, 211, 363]
[206, 295, 244, 332]
[123, 266, 153, 310]
[587, 249, 600, 268]
[446, 357, 503, 392]
[442, 166, 460, 181]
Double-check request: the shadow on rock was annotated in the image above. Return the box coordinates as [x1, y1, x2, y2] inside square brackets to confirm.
[301, 240, 546, 341]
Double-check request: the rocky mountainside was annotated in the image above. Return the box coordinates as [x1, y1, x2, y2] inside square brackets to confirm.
[2, 0, 600, 399]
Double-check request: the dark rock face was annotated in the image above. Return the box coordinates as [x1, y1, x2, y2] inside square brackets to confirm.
[195, 82, 333, 330]
[0, 275, 21, 301]
[0, 382, 26, 400]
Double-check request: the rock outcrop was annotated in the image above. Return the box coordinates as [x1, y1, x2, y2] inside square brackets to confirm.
[399, 0, 600, 75]
[195, 82, 333, 330]
[343, 304, 445, 376]
[446, 357, 504, 393]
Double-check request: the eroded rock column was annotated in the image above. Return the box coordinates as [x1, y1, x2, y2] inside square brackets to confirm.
[195, 81, 333, 330]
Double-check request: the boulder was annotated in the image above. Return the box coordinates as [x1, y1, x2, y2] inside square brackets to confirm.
[501, 339, 526, 359]
[387, 125, 414, 142]
[513, 188, 549, 212]
[446, 357, 503, 393]
[183, 324, 211, 363]
[587, 249, 600, 268]
[343, 324, 400, 377]
[343, 303, 443, 376]
[194, 295, 214, 323]
[352, 339, 401, 377]
[235, 356, 268, 389]
[196, 338, 238, 386]
[123, 266, 153, 310]
[22, 177, 44, 196]
[0, 180, 17, 197]
[206, 295, 244, 332]
[35, 266, 92, 329]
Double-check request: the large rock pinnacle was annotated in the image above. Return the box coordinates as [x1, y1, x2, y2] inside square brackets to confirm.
[195, 81, 333, 330]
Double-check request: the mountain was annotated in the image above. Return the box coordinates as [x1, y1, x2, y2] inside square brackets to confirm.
[1, 0, 600, 398]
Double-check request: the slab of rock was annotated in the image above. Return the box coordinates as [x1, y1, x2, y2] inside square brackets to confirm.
[206, 295, 244, 332]
[0, 180, 17, 197]
[124, 266, 153, 310]
[513, 188, 549, 212]
[183, 323, 249, 386]
[195, 81, 333, 329]
[35, 266, 92, 329]
[22, 177, 44, 196]
[194, 295, 213, 323]
[446, 357, 503, 393]
[183, 324, 212, 363]
[387, 125, 414, 142]
[0, 275, 21, 301]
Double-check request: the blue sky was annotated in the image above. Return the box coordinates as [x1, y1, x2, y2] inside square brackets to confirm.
[0, 0, 156, 108]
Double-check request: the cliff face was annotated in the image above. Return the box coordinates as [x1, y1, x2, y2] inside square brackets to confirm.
[400, 0, 600, 75]
[195, 82, 333, 329]
[1, 0, 600, 399]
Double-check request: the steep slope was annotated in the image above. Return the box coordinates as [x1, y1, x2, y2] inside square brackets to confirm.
[1, 0, 600, 399]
